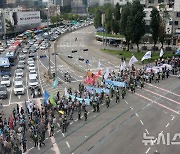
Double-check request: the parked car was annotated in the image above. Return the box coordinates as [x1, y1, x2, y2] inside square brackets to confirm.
[1, 75, 11, 87]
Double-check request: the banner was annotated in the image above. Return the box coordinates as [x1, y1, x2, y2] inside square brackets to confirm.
[86, 86, 110, 94]
[105, 80, 126, 87]
[52, 78, 58, 89]
[50, 93, 56, 107]
[43, 90, 50, 106]
[68, 94, 90, 105]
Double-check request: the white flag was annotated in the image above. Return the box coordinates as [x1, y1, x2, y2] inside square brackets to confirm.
[129, 55, 138, 66]
[123, 61, 126, 69]
[104, 67, 109, 79]
[160, 48, 164, 57]
[120, 64, 123, 71]
[64, 87, 68, 97]
[98, 60, 101, 69]
[141, 51, 151, 61]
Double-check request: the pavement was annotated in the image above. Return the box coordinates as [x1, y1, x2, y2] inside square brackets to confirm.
[1, 25, 180, 154]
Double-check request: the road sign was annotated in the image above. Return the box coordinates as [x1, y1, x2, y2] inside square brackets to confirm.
[86, 59, 89, 64]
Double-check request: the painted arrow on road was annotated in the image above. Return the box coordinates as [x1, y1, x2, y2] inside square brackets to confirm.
[18, 95, 21, 99]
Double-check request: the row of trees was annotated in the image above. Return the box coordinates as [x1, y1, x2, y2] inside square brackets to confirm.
[94, 1, 170, 51]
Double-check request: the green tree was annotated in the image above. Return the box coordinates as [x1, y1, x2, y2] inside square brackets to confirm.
[120, 2, 132, 51]
[150, 7, 160, 48]
[94, 9, 102, 28]
[130, 0, 145, 52]
[158, 4, 170, 48]
[5, 19, 14, 33]
[111, 19, 119, 34]
[105, 7, 113, 33]
[114, 3, 121, 21]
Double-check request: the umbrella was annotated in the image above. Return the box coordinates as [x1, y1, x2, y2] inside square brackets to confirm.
[58, 110, 64, 115]
[175, 48, 180, 55]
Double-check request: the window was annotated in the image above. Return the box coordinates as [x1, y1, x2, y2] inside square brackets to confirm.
[177, 12, 180, 17]
[158, 0, 164, 3]
[175, 21, 179, 25]
[148, 0, 154, 3]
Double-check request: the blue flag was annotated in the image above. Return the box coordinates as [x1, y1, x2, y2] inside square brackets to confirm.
[43, 90, 50, 106]
[52, 78, 58, 89]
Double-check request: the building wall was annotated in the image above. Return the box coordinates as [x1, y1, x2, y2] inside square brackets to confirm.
[71, 0, 87, 14]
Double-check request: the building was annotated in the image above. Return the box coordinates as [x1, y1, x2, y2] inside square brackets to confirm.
[71, 0, 87, 14]
[89, 0, 100, 6]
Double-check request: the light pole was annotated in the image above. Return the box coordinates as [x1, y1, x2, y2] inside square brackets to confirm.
[47, 0, 51, 77]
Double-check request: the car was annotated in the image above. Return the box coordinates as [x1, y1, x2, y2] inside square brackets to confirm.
[22, 49, 28, 54]
[28, 63, 36, 71]
[19, 60, 25, 64]
[19, 54, 26, 60]
[17, 61, 25, 69]
[40, 45, 48, 50]
[28, 53, 36, 60]
[14, 76, 23, 85]
[29, 75, 38, 88]
[0, 47, 5, 53]
[15, 69, 24, 77]
[0, 85, 8, 99]
[29, 70, 38, 79]
[14, 82, 25, 95]
[1, 75, 11, 87]
[27, 58, 34, 65]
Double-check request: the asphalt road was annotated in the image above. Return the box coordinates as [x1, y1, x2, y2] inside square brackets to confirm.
[1, 25, 180, 154]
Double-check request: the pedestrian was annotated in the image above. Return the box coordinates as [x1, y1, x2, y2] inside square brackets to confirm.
[39, 134, 45, 147]
[16, 104, 19, 114]
[33, 133, 38, 147]
[96, 102, 100, 112]
[49, 122, 54, 137]
[106, 95, 110, 108]
[22, 139, 27, 153]
[78, 110, 81, 120]
[57, 91, 60, 100]
[84, 110, 87, 121]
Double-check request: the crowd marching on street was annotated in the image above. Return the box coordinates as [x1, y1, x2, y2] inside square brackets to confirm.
[0, 57, 179, 154]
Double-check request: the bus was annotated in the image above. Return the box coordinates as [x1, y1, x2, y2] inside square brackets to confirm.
[0, 58, 11, 76]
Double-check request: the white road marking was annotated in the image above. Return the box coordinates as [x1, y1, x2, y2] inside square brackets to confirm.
[18, 95, 21, 99]
[135, 113, 139, 117]
[140, 120, 144, 125]
[171, 116, 175, 121]
[145, 147, 151, 154]
[26, 73, 29, 100]
[62, 133, 65, 137]
[70, 122, 73, 125]
[125, 101, 128, 104]
[163, 111, 168, 114]
[145, 129, 149, 135]
[130, 107, 133, 110]
[166, 123, 169, 127]
[75, 119, 78, 122]
[66, 141, 70, 148]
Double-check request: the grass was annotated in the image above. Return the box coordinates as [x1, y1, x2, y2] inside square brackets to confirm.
[101, 49, 174, 64]
[96, 32, 124, 38]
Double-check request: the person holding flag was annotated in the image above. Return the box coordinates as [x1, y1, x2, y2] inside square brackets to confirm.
[160, 48, 164, 58]
[129, 55, 138, 66]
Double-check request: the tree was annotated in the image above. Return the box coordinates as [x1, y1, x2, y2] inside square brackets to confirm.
[130, 0, 145, 52]
[120, 2, 132, 51]
[105, 7, 113, 33]
[150, 7, 160, 48]
[111, 19, 119, 34]
[158, 4, 170, 48]
[94, 9, 102, 28]
[114, 3, 121, 21]
[5, 19, 14, 33]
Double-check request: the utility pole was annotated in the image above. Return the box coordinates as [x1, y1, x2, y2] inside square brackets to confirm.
[47, 0, 51, 77]
[171, 1, 175, 50]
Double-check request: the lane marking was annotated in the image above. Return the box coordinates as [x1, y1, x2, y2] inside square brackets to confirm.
[130, 107, 133, 110]
[171, 116, 175, 121]
[146, 83, 180, 97]
[140, 120, 144, 125]
[145, 147, 151, 154]
[145, 129, 149, 135]
[135, 113, 139, 117]
[135, 93, 180, 115]
[143, 88, 180, 105]
[125, 101, 128, 104]
[166, 123, 169, 127]
[66, 141, 70, 148]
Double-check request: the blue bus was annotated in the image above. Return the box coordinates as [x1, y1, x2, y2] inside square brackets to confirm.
[0, 58, 11, 76]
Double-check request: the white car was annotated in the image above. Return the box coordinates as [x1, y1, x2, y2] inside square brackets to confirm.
[28, 63, 36, 71]
[15, 69, 24, 77]
[29, 70, 38, 79]
[14, 82, 25, 95]
[29, 75, 38, 88]
[19, 54, 26, 60]
[14, 76, 23, 85]
[1, 75, 11, 87]
[27, 58, 34, 65]
[40, 45, 48, 50]
[22, 49, 28, 54]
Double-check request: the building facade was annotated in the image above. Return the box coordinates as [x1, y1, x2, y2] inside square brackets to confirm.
[71, 0, 87, 14]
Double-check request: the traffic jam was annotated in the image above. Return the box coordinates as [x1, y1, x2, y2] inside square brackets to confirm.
[0, 19, 93, 104]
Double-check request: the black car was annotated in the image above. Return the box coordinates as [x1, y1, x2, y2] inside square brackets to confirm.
[0, 85, 8, 99]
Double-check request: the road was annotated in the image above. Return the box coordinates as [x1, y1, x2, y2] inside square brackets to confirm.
[28, 25, 180, 154]
[1, 25, 180, 154]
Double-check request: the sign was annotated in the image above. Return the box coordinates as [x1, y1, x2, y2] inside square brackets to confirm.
[16, 11, 40, 25]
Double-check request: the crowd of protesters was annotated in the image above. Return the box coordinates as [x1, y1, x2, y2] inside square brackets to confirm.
[0, 57, 179, 153]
